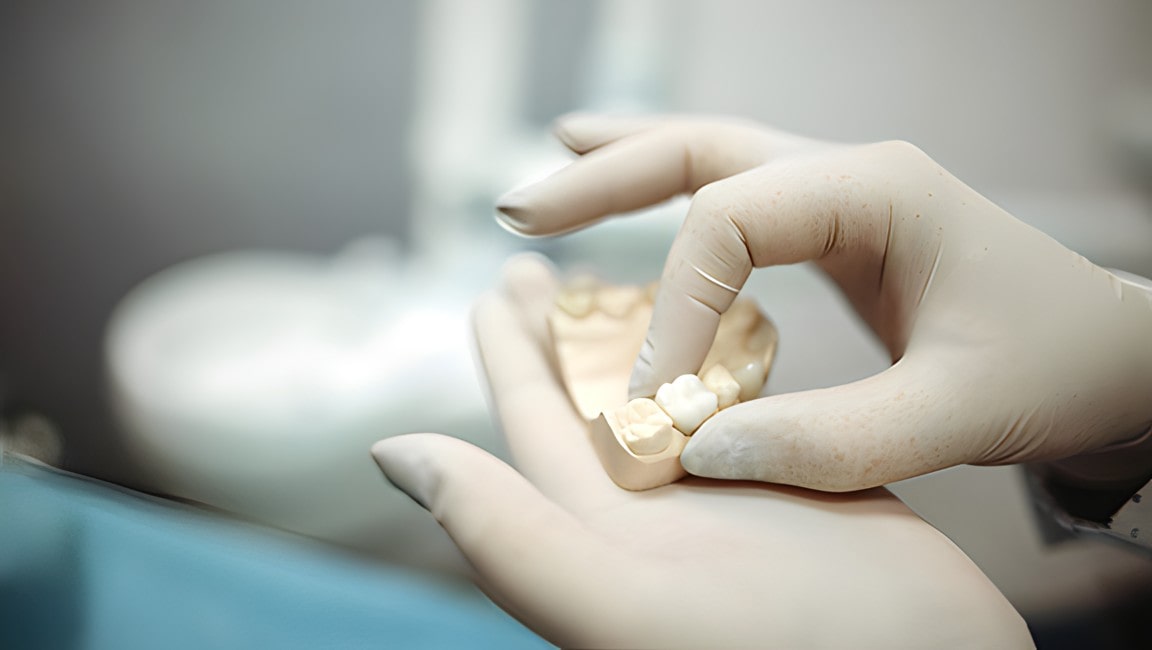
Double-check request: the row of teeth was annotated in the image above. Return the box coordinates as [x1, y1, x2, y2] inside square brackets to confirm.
[617, 361, 766, 456]
[555, 277, 656, 319]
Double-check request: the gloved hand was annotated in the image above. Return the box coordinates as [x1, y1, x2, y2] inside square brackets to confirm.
[371, 255, 1032, 649]
[496, 114, 1152, 491]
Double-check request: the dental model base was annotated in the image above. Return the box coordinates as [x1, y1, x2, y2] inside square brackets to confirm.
[549, 278, 778, 490]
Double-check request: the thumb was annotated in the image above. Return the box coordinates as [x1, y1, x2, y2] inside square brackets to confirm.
[371, 434, 629, 644]
[679, 360, 985, 491]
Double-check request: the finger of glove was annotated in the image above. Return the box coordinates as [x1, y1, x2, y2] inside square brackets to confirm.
[371, 434, 630, 646]
[496, 252, 562, 349]
[552, 112, 659, 154]
[678, 358, 986, 491]
[472, 269, 619, 508]
[629, 147, 897, 398]
[496, 122, 776, 237]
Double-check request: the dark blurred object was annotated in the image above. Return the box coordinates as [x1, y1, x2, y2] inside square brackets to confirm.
[0, 406, 64, 466]
[1028, 585, 1152, 650]
[0, 454, 548, 649]
[0, 1, 418, 483]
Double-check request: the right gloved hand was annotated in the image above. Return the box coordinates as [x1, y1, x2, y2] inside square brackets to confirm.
[496, 114, 1152, 491]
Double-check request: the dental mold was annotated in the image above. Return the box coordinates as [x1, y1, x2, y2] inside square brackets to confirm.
[550, 279, 778, 490]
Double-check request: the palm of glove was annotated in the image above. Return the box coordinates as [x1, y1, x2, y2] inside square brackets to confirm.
[373, 256, 1031, 649]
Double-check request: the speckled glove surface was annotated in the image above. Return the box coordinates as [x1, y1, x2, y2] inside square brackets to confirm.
[371, 256, 1031, 650]
[495, 114, 1152, 491]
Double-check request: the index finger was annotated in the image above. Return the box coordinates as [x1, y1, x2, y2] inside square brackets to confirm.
[472, 256, 621, 508]
[632, 144, 898, 397]
[495, 117, 808, 237]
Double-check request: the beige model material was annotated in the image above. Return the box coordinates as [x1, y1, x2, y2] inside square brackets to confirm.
[371, 255, 1033, 649]
[549, 280, 777, 490]
[497, 113, 1152, 492]
[589, 403, 688, 491]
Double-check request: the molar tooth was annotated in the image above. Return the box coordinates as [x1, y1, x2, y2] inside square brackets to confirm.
[616, 398, 676, 455]
[556, 275, 598, 318]
[730, 359, 766, 402]
[596, 285, 643, 318]
[655, 374, 718, 435]
[701, 364, 741, 409]
[556, 289, 594, 317]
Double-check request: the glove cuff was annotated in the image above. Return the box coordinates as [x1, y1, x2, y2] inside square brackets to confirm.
[1026, 268, 1152, 552]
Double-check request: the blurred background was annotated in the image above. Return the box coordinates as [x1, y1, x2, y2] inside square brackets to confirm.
[2, 0, 1152, 647]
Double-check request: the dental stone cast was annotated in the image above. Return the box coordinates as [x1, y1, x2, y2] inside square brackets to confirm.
[617, 398, 676, 455]
[548, 277, 778, 490]
[596, 285, 644, 318]
[655, 374, 719, 435]
[557, 282, 645, 320]
[556, 285, 596, 318]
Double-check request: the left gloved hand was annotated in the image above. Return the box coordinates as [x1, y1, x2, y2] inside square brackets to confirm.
[371, 255, 1032, 649]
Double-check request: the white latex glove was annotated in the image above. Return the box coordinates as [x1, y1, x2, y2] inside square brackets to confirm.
[371, 255, 1032, 649]
[496, 114, 1152, 491]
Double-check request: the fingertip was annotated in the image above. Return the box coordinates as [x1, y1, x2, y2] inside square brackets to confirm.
[682, 370, 966, 492]
[552, 112, 615, 152]
[626, 376, 657, 401]
[471, 252, 556, 334]
[679, 422, 744, 480]
[370, 433, 419, 467]
[497, 254, 560, 341]
[681, 400, 868, 490]
[495, 200, 588, 238]
[371, 433, 447, 511]
[551, 112, 588, 151]
[494, 199, 540, 237]
[553, 112, 658, 154]
[499, 252, 558, 289]
[626, 341, 659, 400]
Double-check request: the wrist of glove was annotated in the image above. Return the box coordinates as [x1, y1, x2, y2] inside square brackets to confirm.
[1026, 271, 1152, 548]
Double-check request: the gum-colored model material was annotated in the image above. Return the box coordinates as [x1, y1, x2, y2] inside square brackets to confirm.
[497, 114, 1152, 492]
[371, 256, 1033, 649]
[549, 282, 777, 490]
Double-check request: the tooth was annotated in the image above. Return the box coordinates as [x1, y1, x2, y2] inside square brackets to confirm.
[596, 285, 643, 318]
[615, 398, 676, 455]
[701, 364, 741, 409]
[655, 374, 718, 435]
[556, 275, 598, 318]
[556, 289, 594, 317]
[730, 359, 766, 402]
[700, 299, 778, 385]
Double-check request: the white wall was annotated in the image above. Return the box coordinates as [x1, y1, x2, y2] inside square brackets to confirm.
[659, 0, 1151, 195]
